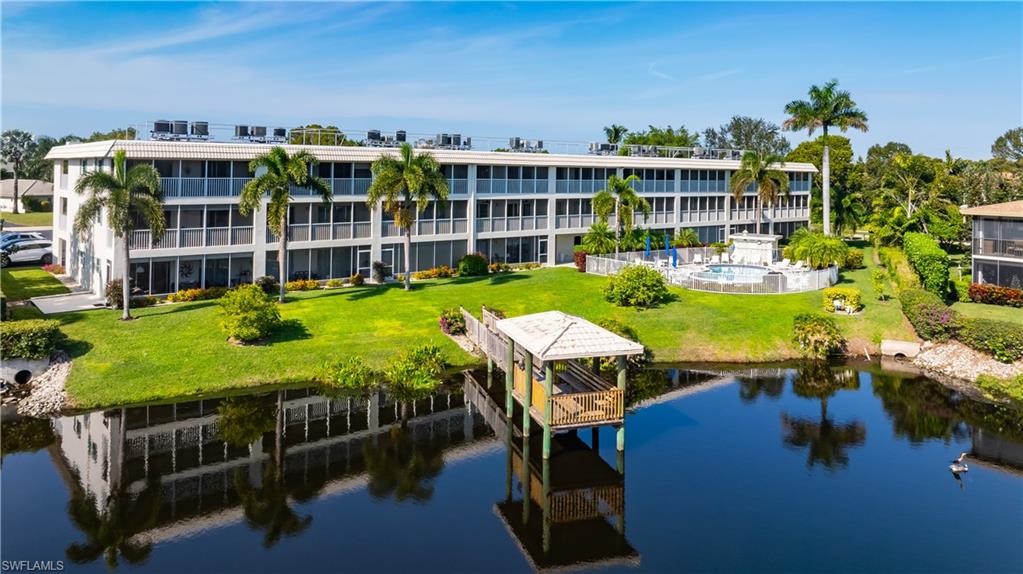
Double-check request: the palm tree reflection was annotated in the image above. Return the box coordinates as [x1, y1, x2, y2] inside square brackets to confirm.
[65, 480, 162, 569]
[781, 363, 866, 471]
[363, 425, 446, 503]
[737, 375, 786, 404]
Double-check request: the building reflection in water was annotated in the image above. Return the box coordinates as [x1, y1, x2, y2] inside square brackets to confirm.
[464, 371, 639, 572]
[50, 385, 498, 566]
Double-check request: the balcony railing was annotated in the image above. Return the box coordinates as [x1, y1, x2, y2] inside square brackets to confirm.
[476, 180, 549, 195]
[413, 218, 469, 236]
[555, 181, 604, 194]
[975, 238, 1023, 259]
[206, 227, 230, 246]
[555, 213, 597, 229]
[130, 227, 254, 250]
[267, 222, 373, 243]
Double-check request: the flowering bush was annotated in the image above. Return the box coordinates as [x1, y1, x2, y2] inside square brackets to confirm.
[573, 247, 588, 273]
[842, 249, 864, 270]
[968, 283, 1023, 308]
[326, 278, 344, 288]
[438, 308, 466, 335]
[41, 263, 65, 275]
[822, 287, 862, 313]
[958, 317, 1023, 363]
[412, 265, 455, 280]
[489, 261, 511, 273]
[899, 289, 960, 342]
[284, 279, 319, 291]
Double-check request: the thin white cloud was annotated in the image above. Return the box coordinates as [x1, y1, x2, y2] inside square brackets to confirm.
[648, 63, 675, 82]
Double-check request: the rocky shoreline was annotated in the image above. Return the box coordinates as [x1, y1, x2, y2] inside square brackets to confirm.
[912, 341, 1022, 403]
[13, 352, 73, 418]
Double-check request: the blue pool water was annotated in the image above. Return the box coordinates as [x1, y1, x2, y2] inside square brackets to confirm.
[692, 264, 770, 283]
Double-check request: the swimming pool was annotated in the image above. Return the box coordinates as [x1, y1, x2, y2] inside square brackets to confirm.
[691, 264, 770, 284]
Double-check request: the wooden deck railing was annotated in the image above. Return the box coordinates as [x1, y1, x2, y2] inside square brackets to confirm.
[549, 484, 624, 523]
[549, 389, 624, 427]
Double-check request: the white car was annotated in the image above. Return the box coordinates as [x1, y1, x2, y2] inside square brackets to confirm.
[0, 239, 53, 267]
[0, 232, 45, 250]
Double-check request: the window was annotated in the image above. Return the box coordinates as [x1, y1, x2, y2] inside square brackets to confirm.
[335, 163, 352, 178]
[333, 203, 353, 223]
[453, 201, 467, 218]
[181, 161, 205, 178]
[454, 165, 468, 178]
[354, 163, 371, 178]
[317, 162, 332, 178]
[507, 201, 520, 217]
[60, 198, 67, 215]
[477, 201, 490, 218]
[154, 160, 178, 178]
[232, 161, 254, 178]
[208, 161, 231, 178]
[206, 208, 229, 228]
[478, 165, 491, 179]
[522, 201, 533, 217]
[61, 160, 68, 175]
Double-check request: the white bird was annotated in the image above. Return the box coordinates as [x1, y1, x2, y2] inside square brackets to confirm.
[949, 452, 969, 473]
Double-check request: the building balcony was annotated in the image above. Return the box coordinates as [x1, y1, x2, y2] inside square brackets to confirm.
[974, 238, 1023, 259]
[130, 227, 254, 250]
[477, 180, 549, 195]
[476, 216, 548, 233]
[266, 222, 373, 244]
[555, 181, 603, 194]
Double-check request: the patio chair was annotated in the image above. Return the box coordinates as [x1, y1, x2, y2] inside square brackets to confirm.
[792, 260, 806, 270]
[721, 252, 730, 263]
[693, 254, 703, 265]
[710, 255, 721, 264]
[781, 258, 792, 267]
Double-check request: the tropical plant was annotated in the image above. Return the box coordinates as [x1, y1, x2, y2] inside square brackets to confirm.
[791, 313, 846, 358]
[991, 127, 1023, 161]
[784, 79, 869, 235]
[582, 221, 617, 254]
[603, 265, 669, 307]
[729, 150, 789, 234]
[74, 149, 165, 320]
[603, 124, 628, 145]
[456, 253, 488, 276]
[320, 355, 377, 390]
[786, 228, 849, 269]
[673, 228, 701, 248]
[239, 147, 331, 302]
[593, 175, 650, 252]
[219, 284, 282, 342]
[1, 129, 36, 214]
[366, 143, 449, 290]
[623, 125, 700, 148]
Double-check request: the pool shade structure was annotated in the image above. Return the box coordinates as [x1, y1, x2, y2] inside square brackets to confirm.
[729, 232, 781, 265]
[463, 308, 645, 459]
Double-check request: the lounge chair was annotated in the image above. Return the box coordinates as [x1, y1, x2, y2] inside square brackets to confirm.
[792, 260, 806, 270]
[721, 252, 730, 263]
[710, 255, 721, 264]
[781, 258, 792, 267]
[693, 254, 703, 265]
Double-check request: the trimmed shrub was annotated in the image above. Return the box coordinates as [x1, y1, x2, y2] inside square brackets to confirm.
[1, 319, 63, 360]
[968, 283, 1023, 308]
[957, 318, 1023, 363]
[792, 313, 846, 358]
[952, 277, 972, 303]
[903, 232, 950, 297]
[489, 261, 511, 273]
[167, 286, 228, 302]
[371, 261, 389, 283]
[842, 248, 864, 270]
[899, 289, 960, 342]
[878, 247, 920, 293]
[603, 265, 669, 307]
[573, 248, 588, 273]
[439, 308, 466, 335]
[457, 253, 488, 276]
[349, 272, 364, 286]
[320, 355, 376, 390]
[254, 275, 279, 295]
[823, 287, 862, 313]
[218, 284, 281, 342]
[871, 268, 888, 301]
[41, 263, 65, 275]
[326, 278, 344, 288]
[284, 279, 319, 291]
[512, 262, 542, 270]
[412, 265, 455, 280]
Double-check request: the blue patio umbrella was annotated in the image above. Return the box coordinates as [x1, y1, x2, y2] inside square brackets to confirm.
[645, 234, 651, 258]
[664, 233, 671, 255]
[671, 246, 678, 268]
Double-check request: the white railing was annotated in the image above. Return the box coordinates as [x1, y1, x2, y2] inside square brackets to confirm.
[353, 222, 372, 238]
[333, 223, 353, 239]
[179, 228, 204, 248]
[206, 178, 232, 197]
[206, 227, 230, 246]
[453, 218, 468, 234]
[179, 178, 206, 198]
[231, 227, 253, 245]
[310, 223, 331, 241]
[290, 225, 311, 242]
[585, 253, 838, 295]
[353, 178, 372, 195]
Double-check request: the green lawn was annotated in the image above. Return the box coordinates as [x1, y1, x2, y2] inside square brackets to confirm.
[1, 267, 69, 301]
[953, 301, 1023, 325]
[56, 251, 916, 409]
[1, 211, 53, 226]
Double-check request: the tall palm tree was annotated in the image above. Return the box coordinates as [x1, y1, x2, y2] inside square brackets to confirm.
[783, 79, 868, 236]
[239, 147, 331, 303]
[74, 149, 164, 320]
[1, 129, 36, 215]
[593, 174, 650, 254]
[366, 143, 449, 290]
[729, 151, 789, 234]
[582, 221, 616, 254]
[603, 124, 628, 145]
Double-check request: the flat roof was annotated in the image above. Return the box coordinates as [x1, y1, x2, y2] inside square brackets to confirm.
[44, 139, 818, 172]
[960, 200, 1023, 218]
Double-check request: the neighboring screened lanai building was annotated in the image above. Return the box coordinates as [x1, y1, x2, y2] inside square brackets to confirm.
[962, 200, 1023, 289]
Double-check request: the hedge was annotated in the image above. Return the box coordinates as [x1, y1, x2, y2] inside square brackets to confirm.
[456, 253, 488, 276]
[878, 247, 920, 293]
[823, 287, 862, 313]
[842, 248, 864, 270]
[899, 289, 960, 342]
[1, 319, 63, 360]
[902, 232, 950, 297]
[968, 283, 1023, 308]
[958, 317, 1023, 363]
[167, 286, 229, 302]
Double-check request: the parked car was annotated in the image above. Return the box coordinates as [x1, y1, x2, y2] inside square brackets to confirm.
[0, 232, 45, 250]
[0, 239, 53, 267]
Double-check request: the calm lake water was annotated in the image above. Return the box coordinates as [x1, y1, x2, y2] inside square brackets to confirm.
[2, 364, 1022, 573]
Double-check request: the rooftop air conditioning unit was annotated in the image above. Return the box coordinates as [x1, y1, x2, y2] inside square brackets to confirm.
[235, 125, 250, 137]
[440, 134, 452, 147]
[510, 137, 521, 150]
[172, 121, 188, 135]
[464, 136, 471, 148]
[190, 121, 209, 136]
[252, 126, 267, 137]
[154, 120, 171, 134]
[395, 130, 407, 142]
[451, 134, 462, 147]
[367, 129, 382, 141]
[273, 128, 287, 138]
[535, 140, 543, 149]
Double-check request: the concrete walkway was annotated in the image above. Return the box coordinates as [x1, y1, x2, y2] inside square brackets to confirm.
[32, 292, 107, 314]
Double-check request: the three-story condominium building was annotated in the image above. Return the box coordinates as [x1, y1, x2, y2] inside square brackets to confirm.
[46, 135, 816, 296]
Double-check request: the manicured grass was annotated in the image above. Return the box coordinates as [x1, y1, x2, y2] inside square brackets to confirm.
[830, 246, 917, 355]
[1, 266, 69, 301]
[953, 301, 1023, 325]
[1, 211, 53, 226]
[58, 254, 916, 409]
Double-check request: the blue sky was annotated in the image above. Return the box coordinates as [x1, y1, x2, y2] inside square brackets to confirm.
[2, 2, 1020, 158]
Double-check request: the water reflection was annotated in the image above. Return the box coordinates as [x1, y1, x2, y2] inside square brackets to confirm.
[782, 363, 866, 471]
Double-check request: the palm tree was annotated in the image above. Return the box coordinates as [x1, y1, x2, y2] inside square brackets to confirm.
[593, 175, 650, 254]
[582, 222, 616, 254]
[673, 228, 701, 248]
[239, 147, 331, 303]
[1, 129, 36, 215]
[74, 149, 164, 320]
[832, 186, 866, 237]
[729, 151, 789, 234]
[783, 79, 869, 236]
[366, 143, 449, 290]
[603, 124, 628, 145]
